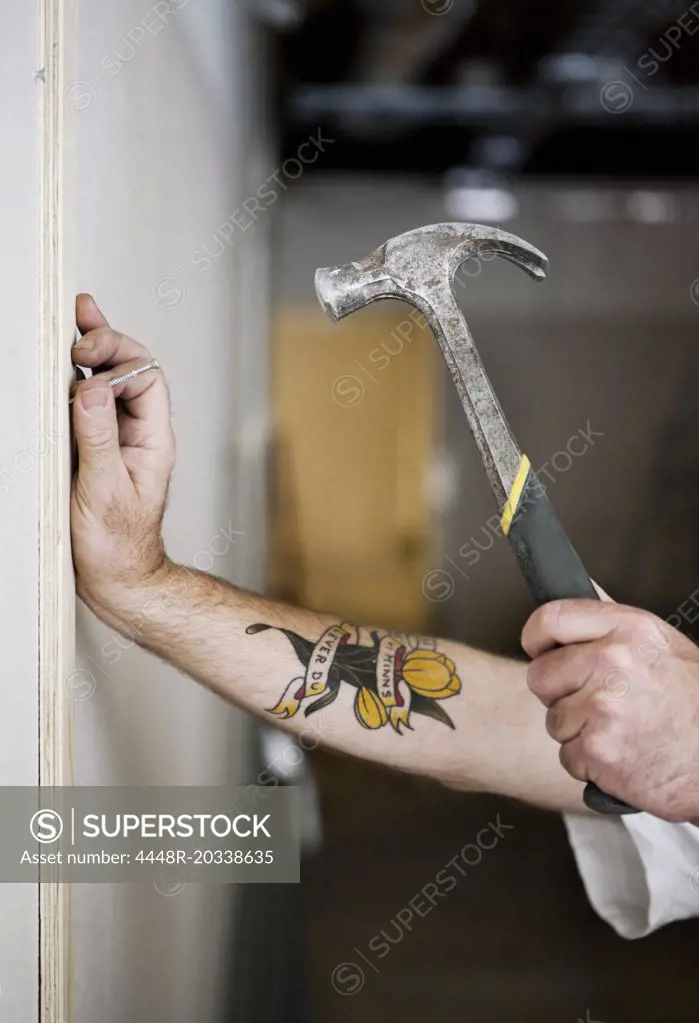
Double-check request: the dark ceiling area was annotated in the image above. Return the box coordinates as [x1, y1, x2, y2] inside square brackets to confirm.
[259, 0, 699, 177]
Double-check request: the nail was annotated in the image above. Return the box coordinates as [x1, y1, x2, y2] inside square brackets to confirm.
[73, 335, 93, 349]
[80, 387, 109, 413]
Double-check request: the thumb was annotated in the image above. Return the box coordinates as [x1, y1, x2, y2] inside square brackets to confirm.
[72, 379, 127, 499]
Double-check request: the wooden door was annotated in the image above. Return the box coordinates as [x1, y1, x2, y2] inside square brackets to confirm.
[271, 305, 439, 632]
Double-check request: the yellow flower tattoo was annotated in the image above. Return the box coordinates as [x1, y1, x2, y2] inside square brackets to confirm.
[247, 622, 462, 733]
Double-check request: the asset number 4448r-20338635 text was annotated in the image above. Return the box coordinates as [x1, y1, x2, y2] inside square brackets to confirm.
[136, 849, 274, 865]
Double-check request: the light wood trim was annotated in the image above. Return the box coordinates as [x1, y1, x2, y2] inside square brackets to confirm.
[39, 0, 77, 1018]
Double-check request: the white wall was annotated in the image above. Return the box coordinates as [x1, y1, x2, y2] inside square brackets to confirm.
[70, 2, 270, 1020]
[0, 1, 42, 1019]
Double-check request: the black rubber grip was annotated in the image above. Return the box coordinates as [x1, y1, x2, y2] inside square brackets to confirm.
[507, 467, 639, 816]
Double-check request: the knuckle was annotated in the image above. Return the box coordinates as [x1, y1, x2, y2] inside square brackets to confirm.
[559, 745, 584, 780]
[83, 421, 117, 450]
[89, 326, 120, 352]
[538, 600, 564, 637]
[89, 326, 149, 360]
[601, 641, 634, 672]
[523, 602, 562, 654]
[526, 658, 545, 695]
[83, 429, 115, 453]
[644, 615, 673, 651]
[621, 606, 664, 638]
[589, 687, 615, 716]
[582, 728, 618, 767]
[526, 654, 557, 701]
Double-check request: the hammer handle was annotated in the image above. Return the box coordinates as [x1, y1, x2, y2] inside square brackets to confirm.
[503, 458, 639, 816]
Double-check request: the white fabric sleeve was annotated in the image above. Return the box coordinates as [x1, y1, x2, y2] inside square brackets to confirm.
[564, 812, 699, 939]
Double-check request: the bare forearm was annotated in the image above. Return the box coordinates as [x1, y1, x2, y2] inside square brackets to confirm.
[72, 305, 699, 823]
[96, 560, 585, 814]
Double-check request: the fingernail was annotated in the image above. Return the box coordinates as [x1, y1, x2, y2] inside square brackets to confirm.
[80, 387, 109, 413]
[73, 335, 93, 349]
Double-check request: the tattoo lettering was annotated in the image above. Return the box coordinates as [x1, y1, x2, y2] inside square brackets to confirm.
[247, 622, 462, 733]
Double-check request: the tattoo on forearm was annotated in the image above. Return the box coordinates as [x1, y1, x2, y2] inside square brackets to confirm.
[246, 622, 462, 733]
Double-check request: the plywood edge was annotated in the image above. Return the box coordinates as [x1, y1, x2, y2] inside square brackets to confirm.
[38, 0, 77, 1019]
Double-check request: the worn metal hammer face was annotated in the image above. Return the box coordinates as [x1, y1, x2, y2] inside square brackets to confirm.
[315, 221, 637, 817]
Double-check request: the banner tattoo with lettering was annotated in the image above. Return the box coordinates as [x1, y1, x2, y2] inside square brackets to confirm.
[247, 622, 462, 733]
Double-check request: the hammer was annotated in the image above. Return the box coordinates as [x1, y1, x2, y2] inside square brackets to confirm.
[315, 222, 637, 816]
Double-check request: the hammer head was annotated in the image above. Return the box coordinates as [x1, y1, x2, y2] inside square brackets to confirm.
[315, 222, 547, 321]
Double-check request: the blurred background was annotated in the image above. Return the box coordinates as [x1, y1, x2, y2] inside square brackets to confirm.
[263, 1, 699, 1021]
[62, 1, 699, 1021]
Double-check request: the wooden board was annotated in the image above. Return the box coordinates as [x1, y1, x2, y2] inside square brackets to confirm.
[38, 0, 78, 1019]
[271, 304, 439, 632]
